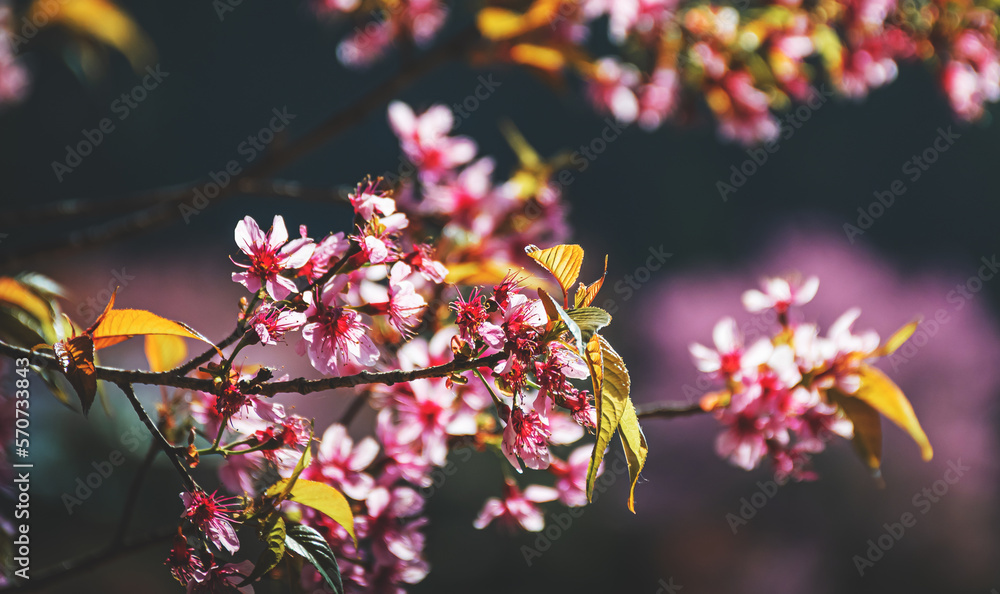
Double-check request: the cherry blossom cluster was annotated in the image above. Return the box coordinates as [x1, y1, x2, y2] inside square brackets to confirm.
[314, 0, 449, 67]
[314, 0, 999, 144]
[152, 101, 595, 592]
[516, 0, 1000, 143]
[690, 276, 892, 481]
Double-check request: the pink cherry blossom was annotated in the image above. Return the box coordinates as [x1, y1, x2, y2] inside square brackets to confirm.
[164, 536, 204, 586]
[501, 405, 552, 472]
[231, 215, 315, 300]
[297, 227, 348, 281]
[187, 559, 255, 594]
[473, 480, 558, 532]
[689, 317, 772, 380]
[587, 57, 640, 123]
[309, 423, 379, 500]
[387, 102, 476, 181]
[549, 445, 597, 507]
[247, 303, 306, 345]
[382, 263, 427, 337]
[742, 275, 819, 315]
[180, 490, 242, 556]
[298, 290, 380, 375]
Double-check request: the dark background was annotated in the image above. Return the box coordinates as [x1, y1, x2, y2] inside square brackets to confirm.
[2, 1, 998, 593]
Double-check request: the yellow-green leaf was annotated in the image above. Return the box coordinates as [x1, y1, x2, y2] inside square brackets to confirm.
[877, 319, 920, 356]
[526, 244, 584, 306]
[852, 365, 932, 461]
[618, 399, 647, 513]
[830, 389, 883, 478]
[270, 479, 355, 544]
[239, 515, 286, 586]
[566, 307, 611, 345]
[585, 335, 631, 502]
[91, 309, 218, 353]
[144, 334, 188, 372]
[266, 434, 313, 503]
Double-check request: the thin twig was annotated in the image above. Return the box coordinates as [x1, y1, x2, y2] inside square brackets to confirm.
[1, 26, 480, 270]
[0, 339, 504, 396]
[115, 382, 199, 492]
[635, 401, 707, 419]
[113, 442, 159, 546]
[173, 324, 246, 376]
[5, 178, 350, 226]
[338, 392, 370, 427]
[4, 526, 175, 592]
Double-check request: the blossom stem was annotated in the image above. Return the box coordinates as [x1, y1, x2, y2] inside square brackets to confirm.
[474, 368, 506, 412]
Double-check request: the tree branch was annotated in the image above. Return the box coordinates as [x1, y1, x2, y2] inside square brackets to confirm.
[635, 401, 708, 419]
[0, 339, 504, 396]
[4, 526, 175, 592]
[115, 382, 199, 493]
[1, 26, 480, 270]
[113, 442, 159, 546]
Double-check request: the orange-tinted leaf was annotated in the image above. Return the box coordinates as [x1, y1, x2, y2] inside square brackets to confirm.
[0, 277, 52, 324]
[526, 244, 584, 306]
[92, 309, 218, 353]
[852, 365, 933, 461]
[84, 287, 117, 334]
[877, 319, 920, 356]
[476, 0, 562, 40]
[144, 334, 188, 372]
[53, 335, 97, 415]
[574, 255, 608, 308]
[510, 43, 566, 72]
[699, 389, 730, 411]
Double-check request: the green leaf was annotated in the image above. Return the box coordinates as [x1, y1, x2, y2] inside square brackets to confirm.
[538, 288, 584, 356]
[238, 515, 286, 586]
[268, 479, 355, 544]
[851, 365, 933, 461]
[285, 524, 344, 594]
[584, 335, 631, 503]
[618, 398, 648, 513]
[566, 307, 611, 345]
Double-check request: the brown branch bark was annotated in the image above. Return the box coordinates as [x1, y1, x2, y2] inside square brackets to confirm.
[0, 339, 504, 396]
[635, 401, 708, 419]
